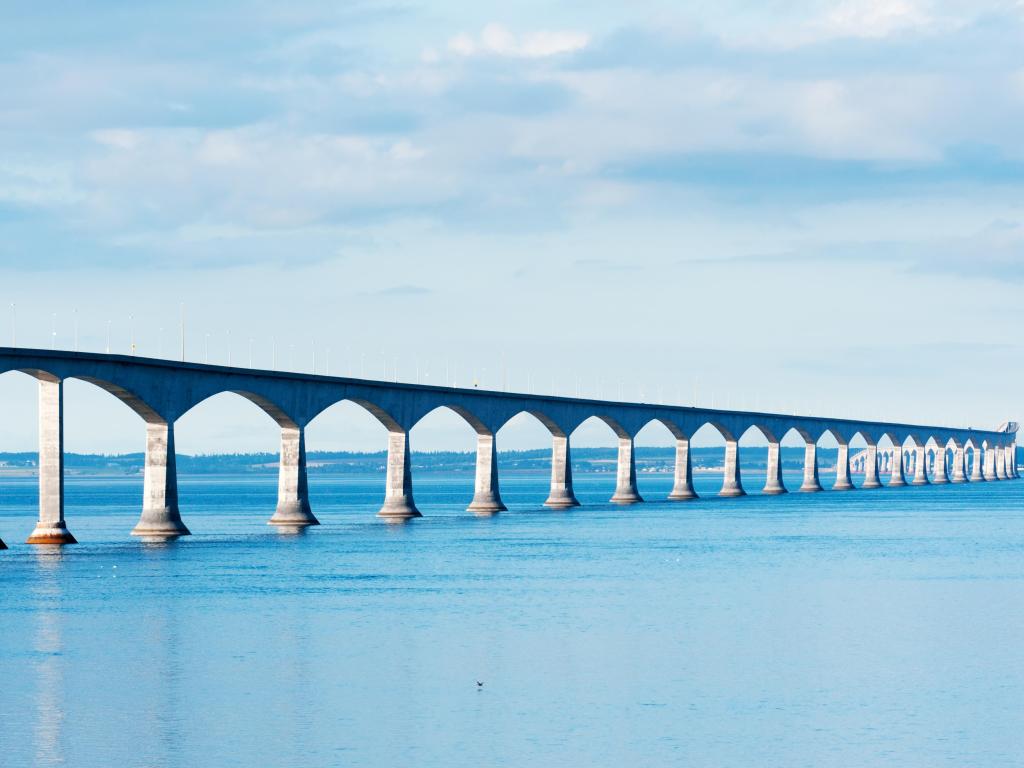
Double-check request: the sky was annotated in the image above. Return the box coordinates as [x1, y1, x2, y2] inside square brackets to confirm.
[1, 0, 1023, 454]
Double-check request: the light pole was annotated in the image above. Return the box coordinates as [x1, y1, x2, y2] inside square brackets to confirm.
[204, 333, 209, 364]
[106, 320, 111, 354]
[326, 347, 330, 376]
[180, 303, 185, 362]
[248, 338, 253, 368]
[50, 313, 56, 350]
[129, 314, 135, 355]
[311, 342, 316, 374]
[271, 337, 276, 370]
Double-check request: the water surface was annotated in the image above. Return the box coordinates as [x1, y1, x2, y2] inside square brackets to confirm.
[2, 471, 1023, 767]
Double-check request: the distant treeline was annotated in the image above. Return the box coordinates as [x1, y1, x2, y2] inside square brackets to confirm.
[0, 446, 962, 476]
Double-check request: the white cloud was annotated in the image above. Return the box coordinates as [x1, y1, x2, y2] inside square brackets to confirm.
[92, 129, 142, 151]
[821, 0, 933, 38]
[447, 23, 589, 59]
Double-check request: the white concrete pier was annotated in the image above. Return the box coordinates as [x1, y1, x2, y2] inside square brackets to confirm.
[378, 430, 420, 521]
[611, 436, 642, 504]
[132, 421, 190, 537]
[468, 432, 506, 515]
[763, 441, 786, 495]
[269, 425, 319, 527]
[26, 377, 76, 545]
[668, 438, 697, 500]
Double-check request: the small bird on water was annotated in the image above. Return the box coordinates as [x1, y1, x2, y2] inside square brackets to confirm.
[476, 681, 484, 689]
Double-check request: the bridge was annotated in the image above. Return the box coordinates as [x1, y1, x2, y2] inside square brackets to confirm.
[0, 347, 1017, 547]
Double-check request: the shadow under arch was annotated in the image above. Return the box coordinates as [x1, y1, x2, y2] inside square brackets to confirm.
[779, 425, 821, 493]
[495, 408, 575, 509]
[738, 423, 780, 495]
[845, 430, 875, 488]
[174, 389, 307, 532]
[691, 420, 743, 498]
[568, 415, 638, 504]
[409, 404, 503, 516]
[632, 417, 684, 502]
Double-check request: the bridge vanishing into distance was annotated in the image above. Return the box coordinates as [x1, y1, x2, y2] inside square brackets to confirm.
[0, 347, 1018, 548]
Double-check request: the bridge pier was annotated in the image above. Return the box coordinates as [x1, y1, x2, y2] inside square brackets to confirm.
[720, 439, 745, 497]
[983, 446, 996, 481]
[269, 425, 319, 527]
[668, 438, 697, 500]
[378, 430, 421, 521]
[951, 445, 966, 483]
[912, 445, 928, 485]
[132, 421, 190, 537]
[970, 447, 984, 481]
[862, 445, 882, 488]
[468, 432, 506, 515]
[889, 447, 907, 487]
[799, 440, 822, 492]
[27, 377, 76, 545]
[611, 436, 642, 504]
[763, 440, 786, 495]
[833, 443, 854, 490]
[545, 434, 579, 508]
[932, 446, 949, 484]
[996, 445, 1008, 480]
[1008, 444, 1019, 479]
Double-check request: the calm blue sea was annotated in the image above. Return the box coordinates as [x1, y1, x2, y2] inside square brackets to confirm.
[2, 470, 1024, 767]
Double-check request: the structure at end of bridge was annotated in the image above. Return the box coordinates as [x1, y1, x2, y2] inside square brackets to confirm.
[0, 347, 1018, 548]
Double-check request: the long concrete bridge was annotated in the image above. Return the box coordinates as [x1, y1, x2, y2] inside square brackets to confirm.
[0, 347, 1017, 547]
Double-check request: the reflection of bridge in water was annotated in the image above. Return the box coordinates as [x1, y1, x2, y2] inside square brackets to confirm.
[0, 348, 1018, 547]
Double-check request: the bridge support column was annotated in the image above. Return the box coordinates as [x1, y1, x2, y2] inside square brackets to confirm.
[799, 441, 822, 492]
[983, 447, 996, 481]
[378, 430, 421, 521]
[996, 445, 1008, 480]
[468, 432, 506, 515]
[862, 445, 881, 488]
[763, 441, 786, 495]
[833, 443, 853, 490]
[890, 447, 907, 487]
[1008, 444, 1019, 479]
[269, 425, 319, 527]
[951, 445, 966, 483]
[970, 447, 984, 481]
[545, 434, 579, 508]
[132, 421, 190, 537]
[668, 438, 696, 500]
[912, 445, 928, 485]
[27, 378, 76, 545]
[611, 436, 642, 504]
[720, 439, 745, 497]
[932, 446, 949, 484]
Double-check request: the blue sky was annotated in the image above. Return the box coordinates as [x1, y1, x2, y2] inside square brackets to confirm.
[1, 0, 1023, 453]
